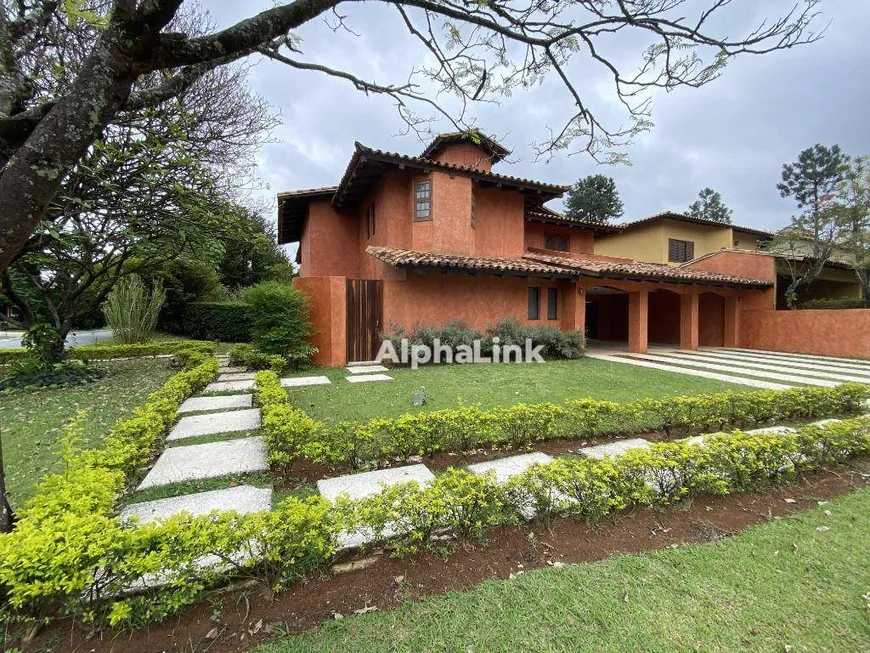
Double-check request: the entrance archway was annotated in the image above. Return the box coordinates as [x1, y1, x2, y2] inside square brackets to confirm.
[647, 289, 681, 345]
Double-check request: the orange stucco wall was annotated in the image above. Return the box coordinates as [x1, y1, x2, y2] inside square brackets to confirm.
[740, 308, 870, 359]
[683, 250, 776, 311]
[523, 222, 595, 255]
[299, 201, 359, 278]
[293, 276, 347, 367]
[431, 143, 493, 170]
[699, 292, 725, 346]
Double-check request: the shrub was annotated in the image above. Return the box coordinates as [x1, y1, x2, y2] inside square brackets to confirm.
[244, 282, 315, 367]
[800, 297, 866, 310]
[103, 275, 166, 344]
[229, 343, 287, 372]
[0, 340, 215, 365]
[182, 301, 252, 342]
[21, 323, 65, 364]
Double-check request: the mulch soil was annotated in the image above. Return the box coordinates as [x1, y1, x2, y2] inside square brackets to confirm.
[20, 461, 870, 653]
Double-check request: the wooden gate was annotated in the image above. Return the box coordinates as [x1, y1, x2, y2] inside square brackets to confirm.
[346, 279, 383, 362]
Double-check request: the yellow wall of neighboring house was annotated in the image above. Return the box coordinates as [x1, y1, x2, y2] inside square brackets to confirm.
[732, 230, 761, 251]
[595, 218, 734, 265]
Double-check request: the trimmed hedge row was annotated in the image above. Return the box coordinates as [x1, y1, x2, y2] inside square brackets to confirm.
[0, 339, 214, 364]
[182, 302, 252, 342]
[2, 362, 869, 629]
[255, 370, 870, 469]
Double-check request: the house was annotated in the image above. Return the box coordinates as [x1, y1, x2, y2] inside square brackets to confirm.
[277, 132, 783, 366]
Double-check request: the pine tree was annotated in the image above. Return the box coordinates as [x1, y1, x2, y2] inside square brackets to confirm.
[688, 188, 733, 223]
[564, 175, 624, 224]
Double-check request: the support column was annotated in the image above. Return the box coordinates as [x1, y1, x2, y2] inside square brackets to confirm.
[724, 296, 740, 348]
[560, 281, 586, 333]
[680, 291, 700, 350]
[628, 290, 649, 353]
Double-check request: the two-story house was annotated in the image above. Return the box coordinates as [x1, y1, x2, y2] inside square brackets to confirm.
[277, 133, 774, 366]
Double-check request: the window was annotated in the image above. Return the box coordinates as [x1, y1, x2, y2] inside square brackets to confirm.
[366, 202, 376, 239]
[668, 238, 695, 263]
[470, 188, 476, 228]
[547, 287, 558, 320]
[544, 233, 570, 252]
[414, 179, 432, 221]
[528, 287, 540, 320]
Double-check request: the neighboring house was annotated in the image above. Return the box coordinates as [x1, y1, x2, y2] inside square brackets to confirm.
[277, 133, 777, 366]
[594, 212, 770, 264]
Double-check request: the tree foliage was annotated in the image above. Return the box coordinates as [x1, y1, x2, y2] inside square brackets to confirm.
[832, 156, 870, 306]
[688, 187, 733, 224]
[564, 174, 623, 224]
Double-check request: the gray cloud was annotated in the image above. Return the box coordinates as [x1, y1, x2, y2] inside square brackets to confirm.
[208, 0, 870, 234]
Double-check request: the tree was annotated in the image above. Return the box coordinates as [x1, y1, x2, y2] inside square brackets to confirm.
[218, 208, 294, 289]
[688, 187, 733, 224]
[833, 156, 870, 306]
[564, 174, 623, 224]
[774, 144, 850, 308]
[0, 0, 826, 275]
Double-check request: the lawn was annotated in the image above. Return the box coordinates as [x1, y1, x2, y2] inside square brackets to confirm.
[259, 486, 870, 653]
[284, 358, 748, 425]
[0, 358, 174, 507]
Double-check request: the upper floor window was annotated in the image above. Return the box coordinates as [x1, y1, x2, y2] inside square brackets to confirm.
[545, 233, 570, 252]
[366, 202, 376, 239]
[470, 188, 477, 228]
[668, 238, 695, 263]
[414, 179, 432, 221]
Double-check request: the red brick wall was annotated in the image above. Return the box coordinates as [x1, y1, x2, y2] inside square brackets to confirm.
[740, 309, 870, 359]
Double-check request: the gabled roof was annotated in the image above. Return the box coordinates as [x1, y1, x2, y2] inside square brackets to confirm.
[333, 142, 568, 209]
[420, 131, 511, 163]
[276, 186, 338, 245]
[525, 205, 623, 235]
[524, 251, 772, 289]
[366, 246, 576, 279]
[613, 211, 773, 239]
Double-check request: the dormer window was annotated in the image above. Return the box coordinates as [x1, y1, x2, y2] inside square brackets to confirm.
[544, 233, 570, 252]
[414, 179, 432, 221]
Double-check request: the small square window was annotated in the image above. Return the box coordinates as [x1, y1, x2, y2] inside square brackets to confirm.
[544, 233, 570, 252]
[528, 287, 540, 320]
[414, 180, 432, 221]
[547, 287, 558, 320]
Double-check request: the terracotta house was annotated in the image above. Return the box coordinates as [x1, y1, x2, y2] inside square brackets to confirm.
[277, 133, 790, 366]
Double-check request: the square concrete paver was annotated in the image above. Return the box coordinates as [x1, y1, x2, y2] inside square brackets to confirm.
[218, 372, 256, 382]
[203, 379, 255, 393]
[318, 464, 435, 502]
[280, 375, 331, 388]
[579, 438, 651, 460]
[122, 485, 272, 524]
[745, 425, 796, 435]
[346, 373, 393, 383]
[178, 394, 253, 414]
[467, 452, 553, 484]
[808, 419, 842, 429]
[346, 365, 389, 374]
[167, 408, 261, 441]
[218, 366, 246, 373]
[137, 437, 268, 490]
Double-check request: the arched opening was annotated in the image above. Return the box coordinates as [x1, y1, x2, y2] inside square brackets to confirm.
[585, 286, 628, 343]
[647, 289, 681, 345]
[699, 292, 726, 347]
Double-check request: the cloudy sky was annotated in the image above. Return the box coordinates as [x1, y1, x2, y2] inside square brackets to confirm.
[208, 0, 870, 236]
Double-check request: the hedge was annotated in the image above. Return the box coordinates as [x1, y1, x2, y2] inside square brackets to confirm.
[254, 370, 870, 469]
[1, 360, 868, 629]
[182, 301, 251, 342]
[0, 339, 214, 365]
[800, 297, 867, 310]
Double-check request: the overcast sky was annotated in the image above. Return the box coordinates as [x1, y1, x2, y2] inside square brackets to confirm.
[208, 0, 870, 236]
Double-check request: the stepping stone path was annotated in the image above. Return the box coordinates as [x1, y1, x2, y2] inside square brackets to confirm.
[281, 375, 331, 387]
[218, 366, 246, 374]
[346, 364, 389, 374]
[579, 438, 651, 459]
[217, 372, 257, 382]
[122, 485, 272, 524]
[178, 394, 253, 414]
[203, 379, 255, 393]
[167, 408, 261, 441]
[137, 437, 268, 490]
[346, 373, 393, 383]
[467, 452, 553, 484]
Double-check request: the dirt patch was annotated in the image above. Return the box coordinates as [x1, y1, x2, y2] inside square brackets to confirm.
[22, 462, 869, 653]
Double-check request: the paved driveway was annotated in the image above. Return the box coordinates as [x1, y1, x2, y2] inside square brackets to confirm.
[0, 329, 114, 350]
[587, 346, 870, 389]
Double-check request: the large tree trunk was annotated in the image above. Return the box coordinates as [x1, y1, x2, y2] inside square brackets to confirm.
[0, 22, 138, 273]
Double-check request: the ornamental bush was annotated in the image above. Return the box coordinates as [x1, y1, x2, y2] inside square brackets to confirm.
[182, 301, 252, 342]
[244, 282, 315, 367]
[0, 339, 214, 365]
[229, 343, 287, 372]
[800, 297, 866, 310]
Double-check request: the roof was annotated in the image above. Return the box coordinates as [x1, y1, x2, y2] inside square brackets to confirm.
[523, 251, 773, 289]
[366, 246, 577, 279]
[613, 211, 773, 239]
[525, 205, 623, 235]
[366, 246, 773, 288]
[333, 142, 568, 209]
[420, 131, 511, 163]
[276, 186, 339, 244]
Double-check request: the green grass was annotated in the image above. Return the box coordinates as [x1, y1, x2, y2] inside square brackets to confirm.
[259, 486, 870, 653]
[0, 358, 174, 507]
[284, 358, 748, 425]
